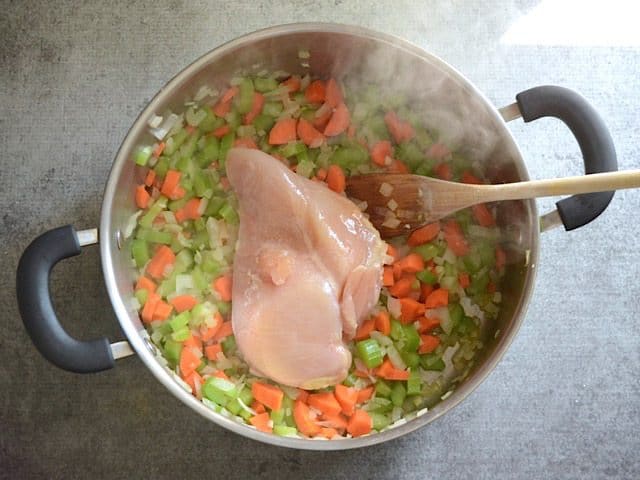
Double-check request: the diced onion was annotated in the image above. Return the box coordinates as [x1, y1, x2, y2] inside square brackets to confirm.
[123, 211, 142, 239]
[382, 216, 401, 229]
[387, 297, 402, 319]
[386, 345, 406, 370]
[148, 114, 163, 128]
[387, 199, 398, 211]
[379, 182, 393, 197]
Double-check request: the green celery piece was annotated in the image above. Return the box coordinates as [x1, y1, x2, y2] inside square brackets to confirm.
[139, 197, 167, 228]
[169, 311, 191, 332]
[448, 303, 464, 326]
[198, 106, 217, 132]
[163, 339, 182, 367]
[238, 409, 253, 422]
[134, 146, 153, 166]
[456, 316, 477, 335]
[390, 382, 406, 407]
[134, 289, 148, 306]
[415, 128, 434, 149]
[191, 267, 208, 291]
[477, 241, 496, 267]
[131, 239, 149, 267]
[191, 230, 209, 250]
[136, 228, 172, 245]
[342, 372, 358, 387]
[468, 270, 490, 295]
[216, 301, 231, 315]
[296, 147, 309, 164]
[202, 380, 228, 406]
[413, 243, 440, 262]
[253, 114, 275, 133]
[396, 142, 424, 170]
[330, 146, 368, 172]
[218, 131, 236, 167]
[203, 377, 238, 401]
[254, 76, 279, 93]
[416, 269, 438, 285]
[196, 136, 220, 168]
[171, 326, 190, 342]
[356, 339, 383, 369]
[279, 141, 306, 158]
[389, 319, 404, 342]
[370, 412, 391, 431]
[238, 386, 254, 406]
[193, 171, 213, 197]
[157, 272, 178, 298]
[401, 324, 420, 353]
[219, 203, 239, 225]
[406, 370, 422, 396]
[154, 156, 170, 178]
[414, 163, 434, 177]
[366, 397, 393, 413]
[235, 78, 255, 114]
[225, 398, 243, 416]
[420, 353, 445, 371]
[221, 335, 237, 355]
[180, 131, 200, 159]
[400, 351, 420, 369]
[193, 217, 206, 232]
[292, 92, 305, 104]
[463, 252, 483, 273]
[366, 115, 389, 140]
[205, 196, 226, 217]
[273, 425, 298, 437]
[263, 101, 283, 117]
[200, 252, 223, 275]
[168, 196, 188, 213]
[164, 128, 189, 156]
[270, 409, 285, 425]
[375, 380, 393, 398]
[296, 158, 315, 178]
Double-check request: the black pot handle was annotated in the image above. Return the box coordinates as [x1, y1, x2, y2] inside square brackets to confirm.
[515, 86, 618, 230]
[16, 225, 115, 373]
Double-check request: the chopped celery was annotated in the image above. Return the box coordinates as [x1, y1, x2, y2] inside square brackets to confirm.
[396, 142, 424, 170]
[205, 196, 226, 217]
[253, 114, 275, 133]
[134, 146, 153, 166]
[263, 102, 283, 117]
[406, 370, 422, 396]
[164, 128, 188, 156]
[356, 339, 383, 369]
[196, 137, 219, 167]
[390, 319, 404, 342]
[270, 408, 285, 425]
[254, 76, 279, 93]
[225, 109, 241, 129]
[456, 316, 477, 335]
[216, 301, 231, 315]
[401, 324, 420, 353]
[420, 353, 445, 371]
[273, 425, 298, 437]
[400, 351, 420, 369]
[139, 197, 168, 228]
[197, 106, 218, 132]
[391, 382, 407, 407]
[235, 78, 255, 114]
[413, 243, 440, 261]
[218, 131, 236, 166]
[365, 397, 393, 413]
[238, 386, 254, 406]
[225, 398, 243, 415]
[296, 158, 315, 178]
[219, 203, 239, 225]
[279, 141, 307, 158]
[169, 311, 191, 332]
[191, 267, 208, 291]
[330, 146, 368, 172]
[200, 252, 223, 275]
[375, 380, 393, 398]
[136, 228, 172, 245]
[171, 326, 190, 342]
[131, 239, 149, 267]
[343, 372, 358, 387]
[203, 377, 235, 405]
[416, 269, 438, 285]
[365, 115, 389, 140]
[154, 156, 170, 178]
[371, 412, 391, 431]
[163, 338, 182, 367]
[134, 289, 148, 306]
[221, 335, 237, 355]
[448, 303, 464, 326]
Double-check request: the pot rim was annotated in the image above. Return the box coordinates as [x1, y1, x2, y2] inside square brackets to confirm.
[100, 22, 540, 450]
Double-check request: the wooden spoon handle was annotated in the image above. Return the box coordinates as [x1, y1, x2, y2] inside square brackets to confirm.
[476, 169, 640, 203]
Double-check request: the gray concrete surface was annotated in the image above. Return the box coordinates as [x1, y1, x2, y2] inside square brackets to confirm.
[1, 1, 639, 478]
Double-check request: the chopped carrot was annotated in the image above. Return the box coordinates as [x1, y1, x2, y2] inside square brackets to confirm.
[146, 245, 176, 279]
[407, 222, 440, 247]
[249, 412, 273, 433]
[201, 312, 223, 341]
[160, 170, 181, 197]
[179, 345, 201, 377]
[384, 111, 414, 143]
[326, 164, 346, 193]
[141, 292, 160, 324]
[175, 210, 186, 223]
[233, 137, 258, 149]
[313, 103, 333, 130]
[356, 386, 375, 404]
[183, 370, 203, 395]
[399, 297, 426, 324]
[169, 295, 198, 313]
[496, 246, 506, 270]
[293, 400, 321, 437]
[318, 427, 339, 439]
[169, 186, 186, 201]
[382, 266, 394, 287]
[324, 102, 350, 137]
[334, 384, 358, 417]
[212, 124, 231, 138]
[243, 92, 265, 125]
[420, 283, 434, 302]
[322, 413, 348, 430]
[472, 203, 495, 227]
[152, 142, 165, 158]
[281, 75, 301, 93]
[252, 382, 284, 411]
[297, 389, 309, 403]
[220, 86, 239, 104]
[434, 162, 452, 180]
[308, 392, 342, 417]
[213, 370, 229, 380]
[370, 140, 392, 166]
[251, 401, 266, 414]
[212, 87, 238, 117]
[152, 301, 173, 322]
[212, 321, 233, 341]
[213, 274, 232, 302]
[375, 359, 410, 381]
[461, 170, 481, 184]
[135, 276, 156, 293]
[443, 219, 469, 256]
[426, 142, 451, 160]
[347, 409, 373, 437]
[417, 315, 440, 333]
[354, 318, 375, 340]
[387, 159, 409, 173]
[386, 244, 399, 261]
[144, 169, 156, 187]
[315, 167, 327, 181]
[374, 311, 391, 336]
[388, 276, 414, 298]
[183, 333, 202, 351]
[396, 253, 425, 273]
[268, 118, 297, 145]
[204, 343, 223, 361]
[458, 273, 470, 289]
[424, 288, 449, 309]
[297, 118, 325, 147]
[325, 78, 343, 108]
[305, 79, 326, 104]
[179, 198, 202, 221]
[419, 334, 440, 354]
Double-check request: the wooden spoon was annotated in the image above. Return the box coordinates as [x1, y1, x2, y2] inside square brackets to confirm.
[345, 170, 640, 238]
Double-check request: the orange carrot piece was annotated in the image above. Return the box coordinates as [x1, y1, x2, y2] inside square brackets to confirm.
[396, 253, 425, 273]
[212, 274, 232, 302]
[251, 401, 266, 414]
[323, 102, 350, 137]
[152, 142, 165, 158]
[461, 170, 481, 184]
[347, 409, 373, 437]
[334, 384, 358, 417]
[305, 79, 326, 104]
[322, 413, 349, 430]
[417, 315, 440, 333]
[315, 167, 327, 181]
[135, 276, 156, 293]
[268, 118, 297, 145]
[212, 321, 233, 341]
[183, 333, 202, 352]
[168, 186, 186, 201]
[252, 382, 284, 411]
[297, 118, 325, 147]
[183, 370, 203, 395]
[141, 292, 160, 324]
[495, 246, 506, 270]
[386, 244, 399, 261]
[375, 359, 410, 381]
[458, 272, 470, 289]
[382, 266, 394, 287]
[204, 343, 223, 361]
[325, 78, 344, 108]
[179, 345, 201, 377]
[326, 164, 346, 193]
[370, 140, 392, 166]
[135, 185, 150, 209]
[472, 203, 495, 227]
[213, 370, 230, 380]
[426, 142, 451, 160]
[308, 392, 342, 417]
[152, 301, 173, 322]
[347, 125, 356, 138]
[212, 124, 231, 138]
[318, 427, 339, 439]
[221, 86, 239, 104]
[144, 169, 156, 187]
[407, 222, 440, 247]
[146, 245, 176, 279]
[387, 276, 414, 298]
[281, 75, 301, 93]
[356, 386, 375, 404]
[424, 288, 449, 309]
[212, 87, 238, 117]
[243, 92, 265, 125]
[293, 400, 321, 437]
[399, 297, 426, 324]
[387, 158, 409, 173]
[297, 389, 310, 403]
[180, 198, 202, 221]
[201, 312, 223, 341]
[419, 334, 441, 354]
[443, 219, 469, 256]
[160, 170, 181, 197]
[420, 283, 434, 302]
[384, 111, 414, 143]
[313, 103, 333, 130]
[233, 137, 258, 149]
[354, 318, 375, 341]
[169, 294, 198, 313]
[249, 412, 272, 433]
[374, 311, 391, 336]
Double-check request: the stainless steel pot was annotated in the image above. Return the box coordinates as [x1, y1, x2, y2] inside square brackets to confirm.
[16, 23, 616, 450]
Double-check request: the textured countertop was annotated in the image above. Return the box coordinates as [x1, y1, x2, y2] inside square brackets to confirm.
[1, 1, 639, 478]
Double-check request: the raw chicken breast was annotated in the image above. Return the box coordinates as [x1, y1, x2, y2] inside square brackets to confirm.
[226, 148, 386, 389]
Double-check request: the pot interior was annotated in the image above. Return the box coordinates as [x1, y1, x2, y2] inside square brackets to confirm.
[101, 24, 539, 449]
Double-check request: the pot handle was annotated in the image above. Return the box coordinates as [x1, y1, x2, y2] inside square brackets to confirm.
[501, 85, 617, 231]
[16, 225, 131, 373]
